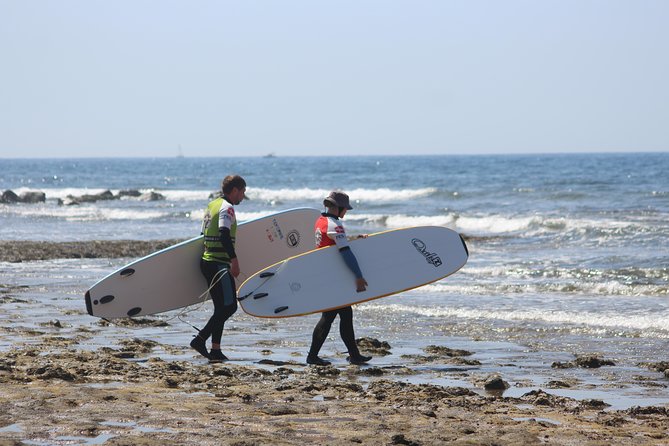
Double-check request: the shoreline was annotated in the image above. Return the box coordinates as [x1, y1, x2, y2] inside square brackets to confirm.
[0, 239, 186, 263]
[2, 240, 668, 444]
[0, 237, 487, 263]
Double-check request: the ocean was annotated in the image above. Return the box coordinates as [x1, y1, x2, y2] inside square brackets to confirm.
[1, 153, 668, 409]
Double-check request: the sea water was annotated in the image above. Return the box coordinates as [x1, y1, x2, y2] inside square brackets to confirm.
[1, 154, 668, 407]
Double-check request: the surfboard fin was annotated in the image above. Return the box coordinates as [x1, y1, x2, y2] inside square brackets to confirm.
[99, 295, 115, 304]
[259, 272, 275, 278]
[127, 307, 142, 317]
[253, 293, 268, 300]
[120, 268, 135, 277]
[274, 306, 288, 314]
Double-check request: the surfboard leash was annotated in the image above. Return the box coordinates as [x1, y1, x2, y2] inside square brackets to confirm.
[175, 266, 230, 332]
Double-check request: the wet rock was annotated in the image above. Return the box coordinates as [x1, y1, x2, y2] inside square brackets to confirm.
[551, 361, 574, 369]
[40, 320, 63, 328]
[308, 366, 340, 377]
[357, 366, 385, 376]
[1, 190, 20, 203]
[118, 338, 159, 354]
[627, 406, 669, 417]
[546, 380, 572, 388]
[1, 189, 45, 203]
[391, 434, 421, 446]
[356, 337, 392, 355]
[260, 404, 300, 416]
[553, 355, 615, 369]
[211, 367, 234, 377]
[74, 190, 116, 203]
[521, 390, 573, 408]
[0, 358, 15, 372]
[26, 364, 77, 381]
[482, 374, 509, 391]
[366, 380, 477, 405]
[640, 361, 669, 373]
[580, 399, 610, 409]
[423, 345, 473, 357]
[257, 359, 301, 366]
[117, 189, 142, 198]
[19, 191, 46, 203]
[574, 355, 615, 368]
[163, 377, 179, 388]
[451, 357, 482, 366]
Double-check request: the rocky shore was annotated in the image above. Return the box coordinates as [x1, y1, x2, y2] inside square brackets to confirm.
[0, 240, 185, 263]
[1, 334, 668, 446]
[1, 188, 167, 205]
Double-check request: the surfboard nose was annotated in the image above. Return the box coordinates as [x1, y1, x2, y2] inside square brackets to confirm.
[459, 234, 469, 257]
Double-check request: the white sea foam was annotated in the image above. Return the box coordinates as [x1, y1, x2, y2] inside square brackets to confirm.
[417, 281, 668, 297]
[364, 303, 669, 334]
[157, 190, 211, 201]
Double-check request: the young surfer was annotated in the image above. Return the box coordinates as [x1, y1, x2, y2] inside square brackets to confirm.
[307, 191, 372, 366]
[190, 175, 247, 362]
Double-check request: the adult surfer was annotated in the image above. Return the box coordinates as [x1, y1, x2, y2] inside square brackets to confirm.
[190, 175, 247, 362]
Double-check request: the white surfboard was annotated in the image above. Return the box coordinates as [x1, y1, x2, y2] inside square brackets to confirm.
[85, 207, 320, 318]
[237, 226, 468, 318]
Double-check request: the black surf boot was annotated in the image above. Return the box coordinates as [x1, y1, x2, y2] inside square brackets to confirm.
[190, 335, 210, 359]
[347, 354, 372, 365]
[306, 354, 331, 366]
[209, 349, 229, 363]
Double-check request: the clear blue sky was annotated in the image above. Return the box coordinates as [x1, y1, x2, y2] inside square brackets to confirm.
[1, 1, 668, 158]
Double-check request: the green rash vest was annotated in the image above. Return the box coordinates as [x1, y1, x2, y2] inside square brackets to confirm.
[202, 197, 237, 264]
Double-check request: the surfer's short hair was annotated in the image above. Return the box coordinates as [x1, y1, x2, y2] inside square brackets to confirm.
[222, 175, 246, 195]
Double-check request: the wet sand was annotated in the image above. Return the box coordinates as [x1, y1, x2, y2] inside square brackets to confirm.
[1, 241, 669, 445]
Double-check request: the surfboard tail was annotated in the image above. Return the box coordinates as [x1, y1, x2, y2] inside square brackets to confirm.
[84, 291, 93, 316]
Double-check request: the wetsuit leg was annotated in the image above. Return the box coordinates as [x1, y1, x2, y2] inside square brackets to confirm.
[199, 259, 238, 343]
[308, 309, 338, 357]
[337, 306, 360, 356]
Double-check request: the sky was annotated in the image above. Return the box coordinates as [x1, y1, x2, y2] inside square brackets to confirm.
[1, 1, 668, 158]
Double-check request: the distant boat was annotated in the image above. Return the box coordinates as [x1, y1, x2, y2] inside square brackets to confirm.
[263, 152, 276, 158]
[177, 145, 184, 158]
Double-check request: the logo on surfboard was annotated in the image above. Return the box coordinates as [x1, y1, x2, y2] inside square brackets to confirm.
[286, 230, 300, 248]
[411, 238, 442, 267]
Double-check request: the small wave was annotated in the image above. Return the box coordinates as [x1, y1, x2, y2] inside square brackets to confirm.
[419, 281, 668, 298]
[455, 215, 540, 234]
[349, 213, 457, 229]
[7, 205, 170, 222]
[247, 187, 438, 203]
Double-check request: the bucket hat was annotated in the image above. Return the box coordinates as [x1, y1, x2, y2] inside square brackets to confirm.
[323, 191, 353, 210]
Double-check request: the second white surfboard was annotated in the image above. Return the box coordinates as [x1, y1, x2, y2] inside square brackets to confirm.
[238, 226, 469, 318]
